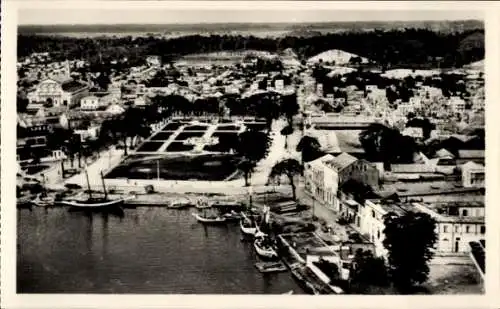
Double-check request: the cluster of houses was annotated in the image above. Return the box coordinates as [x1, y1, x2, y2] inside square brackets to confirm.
[301, 58, 484, 133]
[303, 150, 485, 259]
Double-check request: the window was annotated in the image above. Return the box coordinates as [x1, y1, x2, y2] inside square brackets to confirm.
[372, 210, 376, 218]
[443, 225, 448, 233]
[462, 209, 468, 217]
[377, 230, 380, 239]
[455, 225, 460, 233]
[466, 226, 470, 233]
[480, 226, 485, 234]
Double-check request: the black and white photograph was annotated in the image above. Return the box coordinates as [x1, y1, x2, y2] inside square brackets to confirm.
[2, 0, 497, 307]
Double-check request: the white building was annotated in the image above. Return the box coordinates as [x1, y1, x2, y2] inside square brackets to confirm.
[146, 55, 162, 67]
[316, 83, 324, 97]
[360, 200, 485, 257]
[134, 96, 150, 106]
[275, 79, 284, 92]
[80, 95, 100, 110]
[414, 202, 485, 253]
[401, 127, 424, 139]
[462, 161, 485, 188]
[27, 79, 89, 107]
[106, 104, 126, 115]
[304, 154, 340, 212]
[449, 96, 467, 113]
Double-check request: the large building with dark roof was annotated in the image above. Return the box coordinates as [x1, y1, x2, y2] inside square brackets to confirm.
[27, 78, 89, 108]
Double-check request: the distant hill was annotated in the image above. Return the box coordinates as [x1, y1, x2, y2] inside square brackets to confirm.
[18, 19, 484, 36]
[17, 24, 484, 69]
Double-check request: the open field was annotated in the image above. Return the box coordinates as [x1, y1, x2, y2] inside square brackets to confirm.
[106, 153, 242, 181]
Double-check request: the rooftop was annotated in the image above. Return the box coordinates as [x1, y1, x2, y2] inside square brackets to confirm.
[61, 80, 88, 93]
[458, 150, 485, 159]
[324, 152, 358, 171]
[377, 180, 482, 197]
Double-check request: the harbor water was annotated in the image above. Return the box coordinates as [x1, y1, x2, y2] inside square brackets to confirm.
[17, 207, 304, 294]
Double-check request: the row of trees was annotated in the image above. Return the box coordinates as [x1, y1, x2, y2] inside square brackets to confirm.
[18, 28, 484, 69]
[149, 91, 299, 129]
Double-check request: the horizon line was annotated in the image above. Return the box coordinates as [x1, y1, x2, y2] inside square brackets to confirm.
[18, 19, 484, 27]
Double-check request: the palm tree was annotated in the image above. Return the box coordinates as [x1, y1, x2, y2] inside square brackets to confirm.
[280, 125, 294, 150]
[268, 158, 303, 200]
[237, 158, 255, 187]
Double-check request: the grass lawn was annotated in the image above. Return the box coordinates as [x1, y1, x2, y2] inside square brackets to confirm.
[163, 122, 184, 131]
[216, 124, 241, 131]
[165, 142, 195, 152]
[183, 125, 209, 131]
[245, 123, 267, 131]
[106, 154, 242, 181]
[135, 141, 166, 152]
[175, 131, 206, 140]
[150, 131, 175, 141]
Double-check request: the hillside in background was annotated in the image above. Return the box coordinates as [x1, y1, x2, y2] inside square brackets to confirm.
[18, 22, 484, 70]
[18, 19, 484, 36]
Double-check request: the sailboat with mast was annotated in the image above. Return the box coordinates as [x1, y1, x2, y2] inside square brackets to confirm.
[253, 205, 278, 259]
[60, 170, 134, 209]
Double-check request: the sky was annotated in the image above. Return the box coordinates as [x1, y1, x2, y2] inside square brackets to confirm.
[18, 8, 484, 25]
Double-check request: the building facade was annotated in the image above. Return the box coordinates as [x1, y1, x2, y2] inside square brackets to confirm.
[462, 161, 485, 188]
[27, 79, 89, 107]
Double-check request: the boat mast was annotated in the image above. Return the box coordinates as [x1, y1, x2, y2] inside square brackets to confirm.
[85, 169, 92, 199]
[100, 171, 108, 200]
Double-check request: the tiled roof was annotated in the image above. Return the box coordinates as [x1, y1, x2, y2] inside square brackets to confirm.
[61, 80, 88, 93]
[435, 148, 455, 159]
[325, 152, 357, 171]
[391, 164, 436, 173]
[458, 150, 485, 159]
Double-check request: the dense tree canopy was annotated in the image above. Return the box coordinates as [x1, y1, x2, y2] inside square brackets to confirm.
[383, 211, 437, 293]
[296, 135, 325, 163]
[18, 28, 484, 69]
[359, 123, 417, 168]
[349, 249, 389, 291]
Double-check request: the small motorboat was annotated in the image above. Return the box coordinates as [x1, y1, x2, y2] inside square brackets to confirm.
[169, 199, 193, 209]
[255, 261, 287, 273]
[195, 198, 213, 209]
[282, 290, 294, 295]
[240, 219, 257, 236]
[254, 234, 278, 259]
[192, 212, 227, 224]
[31, 193, 55, 207]
[240, 212, 257, 235]
[222, 210, 242, 221]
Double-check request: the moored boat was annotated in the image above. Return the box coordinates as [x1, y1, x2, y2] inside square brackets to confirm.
[192, 212, 227, 224]
[255, 261, 287, 273]
[61, 171, 132, 210]
[240, 219, 257, 236]
[31, 193, 56, 207]
[222, 210, 242, 221]
[60, 195, 134, 209]
[254, 236, 278, 259]
[240, 212, 257, 235]
[282, 290, 294, 295]
[169, 197, 194, 209]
